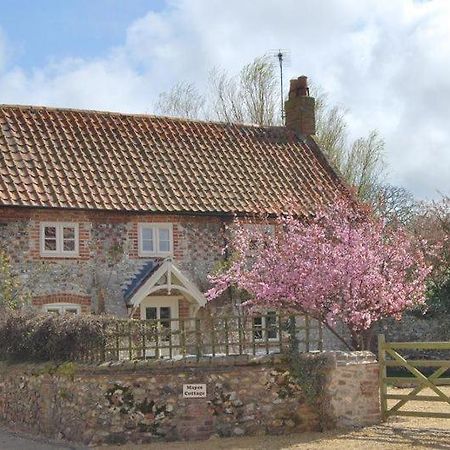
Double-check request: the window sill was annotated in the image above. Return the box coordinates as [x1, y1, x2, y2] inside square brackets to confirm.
[254, 338, 280, 343]
[138, 252, 173, 258]
[40, 253, 80, 258]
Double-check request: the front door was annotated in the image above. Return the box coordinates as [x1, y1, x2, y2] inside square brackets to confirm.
[140, 296, 180, 358]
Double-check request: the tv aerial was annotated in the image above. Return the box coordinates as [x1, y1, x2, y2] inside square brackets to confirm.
[270, 49, 290, 123]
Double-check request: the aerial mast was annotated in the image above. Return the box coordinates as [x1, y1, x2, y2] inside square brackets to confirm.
[271, 49, 289, 124]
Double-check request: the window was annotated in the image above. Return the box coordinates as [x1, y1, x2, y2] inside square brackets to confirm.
[253, 311, 279, 341]
[40, 223, 79, 257]
[138, 224, 173, 256]
[44, 303, 81, 315]
[146, 306, 172, 341]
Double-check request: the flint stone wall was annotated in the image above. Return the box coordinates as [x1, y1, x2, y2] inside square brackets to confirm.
[378, 313, 450, 343]
[0, 352, 380, 446]
[0, 208, 226, 316]
[375, 313, 450, 360]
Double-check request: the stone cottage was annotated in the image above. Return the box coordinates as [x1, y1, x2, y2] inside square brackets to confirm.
[0, 76, 346, 323]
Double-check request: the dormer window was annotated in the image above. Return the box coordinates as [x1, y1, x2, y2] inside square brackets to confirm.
[40, 222, 79, 257]
[138, 223, 173, 257]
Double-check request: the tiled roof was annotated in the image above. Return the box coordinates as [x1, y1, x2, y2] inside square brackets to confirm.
[0, 104, 345, 215]
[122, 259, 161, 302]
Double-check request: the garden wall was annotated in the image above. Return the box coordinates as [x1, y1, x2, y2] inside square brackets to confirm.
[376, 313, 450, 358]
[379, 313, 450, 343]
[0, 352, 380, 446]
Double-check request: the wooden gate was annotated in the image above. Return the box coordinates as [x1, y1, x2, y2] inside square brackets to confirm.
[378, 334, 450, 420]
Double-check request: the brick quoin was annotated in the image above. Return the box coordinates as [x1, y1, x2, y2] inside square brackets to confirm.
[32, 293, 92, 314]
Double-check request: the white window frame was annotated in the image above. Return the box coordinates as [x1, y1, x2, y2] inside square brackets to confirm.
[43, 303, 81, 315]
[253, 311, 279, 342]
[40, 222, 79, 257]
[138, 223, 173, 257]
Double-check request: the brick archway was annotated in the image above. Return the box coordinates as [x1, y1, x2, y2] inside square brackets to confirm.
[32, 293, 91, 314]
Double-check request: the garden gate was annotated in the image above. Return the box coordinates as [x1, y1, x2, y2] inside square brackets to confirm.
[378, 334, 450, 420]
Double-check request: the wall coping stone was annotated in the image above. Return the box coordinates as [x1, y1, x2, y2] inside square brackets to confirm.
[0, 351, 377, 376]
[84, 353, 287, 373]
[327, 351, 377, 366]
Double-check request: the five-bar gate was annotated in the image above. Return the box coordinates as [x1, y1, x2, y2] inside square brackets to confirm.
[378, 334, 450, 420]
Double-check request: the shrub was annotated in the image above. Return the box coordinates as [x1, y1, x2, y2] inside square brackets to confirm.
[0, 310, 110, 362]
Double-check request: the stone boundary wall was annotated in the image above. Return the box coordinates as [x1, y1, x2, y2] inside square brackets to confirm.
[379, 313, 450, 343]
[326, 352, 380, 427]
[0, 352, 380, 446]
[376, 313, 450, 358]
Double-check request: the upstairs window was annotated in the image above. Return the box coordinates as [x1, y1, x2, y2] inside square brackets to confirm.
[40, 223, 79, 257]
[138, 223, 173, 257]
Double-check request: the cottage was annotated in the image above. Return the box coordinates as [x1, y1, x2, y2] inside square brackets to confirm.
[0, 76, 345, 324]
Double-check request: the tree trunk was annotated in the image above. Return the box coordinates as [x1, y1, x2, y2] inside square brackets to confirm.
[351, 326, 375, 351]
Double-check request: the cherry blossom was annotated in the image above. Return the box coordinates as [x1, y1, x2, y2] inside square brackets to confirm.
[207, 198, 432, 350]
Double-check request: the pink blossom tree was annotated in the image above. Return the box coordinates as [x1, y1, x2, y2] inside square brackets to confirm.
[207, 198, 433, 350]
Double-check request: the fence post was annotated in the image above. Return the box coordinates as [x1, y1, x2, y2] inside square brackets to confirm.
[141, 321, 146, 360]
[100, 322, 107, 362]
[180, 318, 186, 357]
[115, 322, 120, 360]
[224, 317, 229, 356]
[289, 316, 299, 355]
[211, 317, 216, 357]
[318, 320, 323, 351]
[195, 318, 201, 361]
[238, 315, 243, 355]
[128, 321, 133, 360]
[278, 314, 283, 353]
[305, 315, 310, 352]
[378, 334, 388, 421]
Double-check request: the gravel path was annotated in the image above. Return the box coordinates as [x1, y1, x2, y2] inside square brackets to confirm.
[0, 427, 84, 450]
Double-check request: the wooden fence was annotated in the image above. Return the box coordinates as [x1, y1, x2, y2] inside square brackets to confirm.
[378, 334, 450, 420]
[98, 313, 322, 362]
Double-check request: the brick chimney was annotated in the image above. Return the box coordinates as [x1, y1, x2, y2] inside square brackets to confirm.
[284, 75, 315, 136]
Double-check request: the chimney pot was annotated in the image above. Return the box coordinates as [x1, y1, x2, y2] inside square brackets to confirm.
[285, 75, 315, 136]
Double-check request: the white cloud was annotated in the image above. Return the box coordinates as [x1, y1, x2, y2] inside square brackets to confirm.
[0, 0, 449, 199]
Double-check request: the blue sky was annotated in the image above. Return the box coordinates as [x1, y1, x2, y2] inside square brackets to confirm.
[1, 0, 164, 70]
[0, 0, 448, 199]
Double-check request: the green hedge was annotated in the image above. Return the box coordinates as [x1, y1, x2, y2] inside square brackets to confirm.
[0, 310, 109, 361]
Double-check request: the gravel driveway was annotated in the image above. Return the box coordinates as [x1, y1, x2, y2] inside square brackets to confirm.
[0, 427, 85, 450]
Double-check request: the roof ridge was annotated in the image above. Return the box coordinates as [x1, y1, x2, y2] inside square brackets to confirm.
[0, 103, 285, 131]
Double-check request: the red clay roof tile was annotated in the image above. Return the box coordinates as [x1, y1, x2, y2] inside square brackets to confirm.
[0, 104, 346, 215]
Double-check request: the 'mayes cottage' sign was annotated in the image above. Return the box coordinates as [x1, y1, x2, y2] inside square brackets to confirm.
[183, 384, 207, 398]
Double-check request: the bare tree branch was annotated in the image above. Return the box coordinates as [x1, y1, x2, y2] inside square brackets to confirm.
[154, 81, 206, 120]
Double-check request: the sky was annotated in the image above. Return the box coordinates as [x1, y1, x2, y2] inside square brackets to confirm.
[0, 0, 448, 199]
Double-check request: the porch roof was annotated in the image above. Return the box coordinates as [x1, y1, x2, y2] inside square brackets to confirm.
[124, 258, 207, 310]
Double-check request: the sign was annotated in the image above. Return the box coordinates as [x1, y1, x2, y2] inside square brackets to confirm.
[183, 384, 207, 398]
